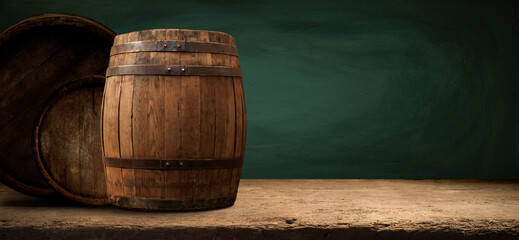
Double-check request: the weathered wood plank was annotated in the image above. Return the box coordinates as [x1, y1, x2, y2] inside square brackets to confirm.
[93, 85, 106, 197]
[131, 76, 149, 159]
[180, 76, 201, 160]
[103, 78, 121, 159]
[214, 77, 236, 159]
[146, 72, 165, 198]
[119, 75, 134, 159]
[199, 77, 216, 159]
[118, 75, 135, 197]
[233, 77, 245, 160]
[78, 86, 95, 197]
[164, 76, 182, 159]
[132, 73, 149, 198]
[147, 75, 165, 159]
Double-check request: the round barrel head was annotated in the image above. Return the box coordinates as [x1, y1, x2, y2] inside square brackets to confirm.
[33, 76, 107, 205]
[0, 13, 115, 197]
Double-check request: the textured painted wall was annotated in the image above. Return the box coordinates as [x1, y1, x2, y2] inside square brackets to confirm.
[1, 0, 518, 178]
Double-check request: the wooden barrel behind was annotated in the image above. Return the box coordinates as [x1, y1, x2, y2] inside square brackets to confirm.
[33, 76, 107, 205]
[102, 29, 246, 210]
[0, 14, 115, 197]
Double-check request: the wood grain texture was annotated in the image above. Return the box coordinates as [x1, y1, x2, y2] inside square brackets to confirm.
[33, 76, 107, 205]
[0, 14, 114, 197]
[102, 29, 245, 210]
[180, 76, 201, 160]
[199, 77, 216, 159]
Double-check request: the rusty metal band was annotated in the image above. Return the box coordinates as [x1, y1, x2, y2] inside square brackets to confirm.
[103, 157, 241, 170]
[109, 194, 237, 211]
[110, 40, 238, 56]
[106, 65, 242, 77]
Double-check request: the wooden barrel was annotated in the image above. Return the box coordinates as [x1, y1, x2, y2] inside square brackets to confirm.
[102, 29, 246, 210]
[33, 76, 107, 205]
[0, 14, 115, 197]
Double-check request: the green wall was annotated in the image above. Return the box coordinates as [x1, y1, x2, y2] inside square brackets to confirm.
[1, 0, 518, 178]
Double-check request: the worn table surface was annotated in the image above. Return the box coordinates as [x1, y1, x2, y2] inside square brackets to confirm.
[1, 179, 518, 239]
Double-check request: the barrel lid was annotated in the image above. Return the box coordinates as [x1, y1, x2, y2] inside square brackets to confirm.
[33, 76, 107, 205]
[0, 13, 115, 197]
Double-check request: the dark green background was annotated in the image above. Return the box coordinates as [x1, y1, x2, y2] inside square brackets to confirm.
[1, 0, 518, 178]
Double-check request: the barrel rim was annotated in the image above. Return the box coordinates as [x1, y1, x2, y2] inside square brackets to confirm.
[0, 13, 115, 46]
[32, 75, 108, 206]
[0, 13, 115, 198]
[115, 28, 237, 46]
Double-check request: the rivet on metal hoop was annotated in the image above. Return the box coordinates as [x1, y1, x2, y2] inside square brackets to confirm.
[179, 161, 184, 166]
[181, 67, 186, 72]
[175, 44, 181, 49]
[166, 67, 172, 72]
[163, 43, 168, 48]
